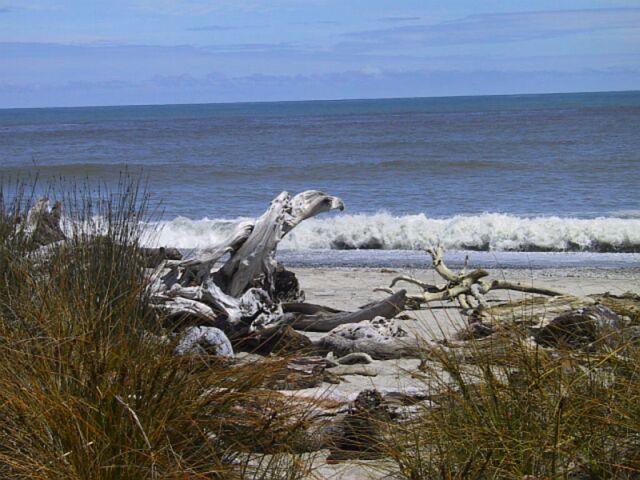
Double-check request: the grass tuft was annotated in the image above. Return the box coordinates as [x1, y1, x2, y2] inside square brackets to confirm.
[0, 180, 314, 480]
[385, 314, 640, 479]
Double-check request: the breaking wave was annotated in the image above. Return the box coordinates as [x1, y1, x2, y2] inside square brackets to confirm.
[150, 213, 640, 253]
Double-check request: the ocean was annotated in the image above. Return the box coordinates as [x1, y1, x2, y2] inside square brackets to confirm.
[1, 91, 639, 268]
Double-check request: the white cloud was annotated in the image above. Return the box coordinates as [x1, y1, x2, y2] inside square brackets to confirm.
[130, 0, 317, 15]
[345, 8, 640, 48]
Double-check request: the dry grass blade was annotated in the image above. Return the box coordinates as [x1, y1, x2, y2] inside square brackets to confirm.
[0, 178, 315, 480]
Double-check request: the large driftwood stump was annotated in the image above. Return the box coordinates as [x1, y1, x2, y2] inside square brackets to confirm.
[150, 190, 422, 361]
[150, 191, 348, 355]
[217, 191, 344, 297]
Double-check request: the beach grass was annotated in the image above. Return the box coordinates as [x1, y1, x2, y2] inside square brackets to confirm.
[0, 181, 314, 480]
[382, 313, 640, 479]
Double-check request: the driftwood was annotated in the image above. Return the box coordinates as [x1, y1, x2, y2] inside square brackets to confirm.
[315, 317, 422, 360]
[174, 326, 234, 357]
[589, 291, 640, 323]
[149, 190, 425, 362]
[234, 325, 314, 355]
[216, 191, 343, 297]
[471, 295, 595, 327]
[379, 246, 564, 313]
[286, 289, 408, 332]
[23, 198, 66, 249]
[534, 304, 626, 349]
[330, 352, 375, 365]
[149, 191, 362, 357]
[170, 221, 254, 286]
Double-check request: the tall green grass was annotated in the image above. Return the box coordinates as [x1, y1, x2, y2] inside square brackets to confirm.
[0, 181, 313, 479]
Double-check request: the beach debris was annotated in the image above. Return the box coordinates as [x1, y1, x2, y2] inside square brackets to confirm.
[378, 246, 564, 314]
[22, 197, 65, 249]
[315, 317, 422, 359]
[334, 352, 375, 365]
[234, 324, 314, 355]
[215, 190, 344, 298]
[534, 304, 625, 349]
[150, 191, 344, 336]
[147, 190, 418, 363]
[285, 289, 407, 332]
[471, 294, 594, 327]
[174, 325, 234, 357]
[326, 389, 390, 461]
[589, 291, 640, 324]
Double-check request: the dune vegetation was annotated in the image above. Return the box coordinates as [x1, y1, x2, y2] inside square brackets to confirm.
[1, 180, 639, 479]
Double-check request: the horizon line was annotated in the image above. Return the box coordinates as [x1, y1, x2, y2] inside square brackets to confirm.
[1, 88, 638, 111]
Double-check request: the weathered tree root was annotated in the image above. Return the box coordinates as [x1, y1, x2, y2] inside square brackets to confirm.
[380, 246, 564, 314]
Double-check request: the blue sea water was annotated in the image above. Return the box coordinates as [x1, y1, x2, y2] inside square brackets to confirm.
[1, 91, 639, 267]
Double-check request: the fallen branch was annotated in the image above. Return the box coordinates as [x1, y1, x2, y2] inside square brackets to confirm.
[381, 246, 564, 314]
[286, 290, 408, 332]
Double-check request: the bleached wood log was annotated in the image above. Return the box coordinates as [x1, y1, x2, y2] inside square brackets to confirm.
[315, 317, 423, 359]
[471, 295, 595, 327]
[166, 279, 284, 334]
[153, 295, 219, 328]
[23, 197, 66, 248]
[218, 190, 344, 297]
[175, 326, 234, 357]
[282, 302, 342, 316]
[287, 290, 407, 332]
[389, 274, 440, 292]
[150, 190, 345, 346]
[168, 220, 254, 286]
[334, 352, 374, 365]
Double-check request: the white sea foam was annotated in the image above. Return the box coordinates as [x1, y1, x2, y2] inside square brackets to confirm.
[149, 213, 640, 253]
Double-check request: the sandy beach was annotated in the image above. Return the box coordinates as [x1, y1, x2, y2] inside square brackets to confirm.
[4, 3, 640, 475]
[289, 266, 640, 479]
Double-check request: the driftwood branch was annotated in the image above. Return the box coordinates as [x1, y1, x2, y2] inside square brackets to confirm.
[380, 246, 564, 314]
[286, 290, 407, 332]
[218, 191, 344, 297]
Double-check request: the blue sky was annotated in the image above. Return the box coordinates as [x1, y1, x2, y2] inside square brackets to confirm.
[0, 0, 639, 107]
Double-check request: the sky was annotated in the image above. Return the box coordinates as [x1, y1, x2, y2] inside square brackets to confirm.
[0, 0, 639, 107]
